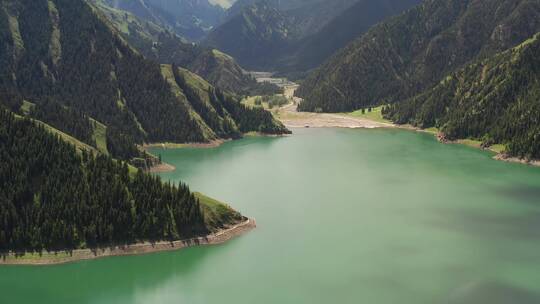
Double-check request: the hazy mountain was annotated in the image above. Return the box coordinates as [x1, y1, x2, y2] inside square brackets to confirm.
[205, 0, 296, 69]
[97, 0, 227, 41]
[206, 0, 419, 71]
[297, 0, 540, 112]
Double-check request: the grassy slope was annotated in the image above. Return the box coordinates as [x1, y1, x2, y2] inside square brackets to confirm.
[347, 106, 508, 154]
[19, 100, 110, 154]
[20, 100, 34, 114]
[345, 106, 391, 124]
[89, 118, 108, 154]
[195, 192, 245, 232]
[37, 120, 99, 154]
[160, 64, 217, 141]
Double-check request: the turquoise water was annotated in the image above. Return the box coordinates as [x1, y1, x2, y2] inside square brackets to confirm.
[2, 128, 540, 303]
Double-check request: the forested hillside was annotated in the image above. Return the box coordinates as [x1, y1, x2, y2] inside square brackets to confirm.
[385, 33, 540, 159]
[0, 110, 244, 252]
[0, 0, 288, 163]
[297, 0, 540, 112]
[163, 64, 289, 138]
[92, 0, 270, 94]
[284, 0, 421, 72]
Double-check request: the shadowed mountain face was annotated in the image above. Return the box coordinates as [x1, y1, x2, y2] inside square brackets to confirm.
[283, 0, 422, 72]
[204, 0, 296, 69]
[225, 0, 360, 36]
[204, 0, 420, 71]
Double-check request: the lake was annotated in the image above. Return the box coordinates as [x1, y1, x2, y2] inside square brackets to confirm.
[2, 128, 540, 303]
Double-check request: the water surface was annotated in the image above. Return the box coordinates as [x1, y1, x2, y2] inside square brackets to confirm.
[2, 128, 540, 304]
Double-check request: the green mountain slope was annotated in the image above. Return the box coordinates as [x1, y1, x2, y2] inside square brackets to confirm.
[92, 0, 265, 94]
[297, 0, 540, 112]
[385, 33, 540, 159]
[163, 64, 289, 137]
[0, 109, 244, 253]
[0, 0, 288, 161]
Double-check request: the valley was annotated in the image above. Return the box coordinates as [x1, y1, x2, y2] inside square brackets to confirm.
[1, 0, 539, 303]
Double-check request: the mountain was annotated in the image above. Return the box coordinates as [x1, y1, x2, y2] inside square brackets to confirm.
[0, 0, 288, 162]
[0, 108, 245, 253]
[92, 0, 270, 94]
[282, 0, 422, 72]
[206, 0, 420, 71]
[188, 49, 258, 93]
[225, 0, 359, 37]
[297, 0, 540, 112]
[205, 0, 296, 69]
[385, 32, 540, 159]
[96, 0, 226, 41]
[163, 64, 288, 136]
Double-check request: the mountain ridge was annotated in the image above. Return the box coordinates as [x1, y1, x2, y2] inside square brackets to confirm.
[385, 32, 540, 159]
[0, 0, 288, 163]
[92, 0, 270, 94]
[296, 0, 540, 112]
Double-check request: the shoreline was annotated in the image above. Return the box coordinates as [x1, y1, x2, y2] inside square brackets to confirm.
[144, 132, 291, 151]
[143, 139, 229, 150]
[147, 162, 176, 173]
[278, 103, 539, 167]
[0, 219, 256, 266]
[493, 154, 540, 167]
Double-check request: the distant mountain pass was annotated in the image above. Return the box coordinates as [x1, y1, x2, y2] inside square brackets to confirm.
[205, 0, 420, 72]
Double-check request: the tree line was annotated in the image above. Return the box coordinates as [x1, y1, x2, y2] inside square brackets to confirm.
[0, 110, 207, 253]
